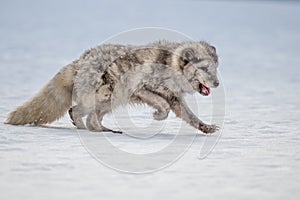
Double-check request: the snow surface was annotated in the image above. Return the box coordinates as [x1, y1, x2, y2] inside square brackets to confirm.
[1, 0, 300, 199]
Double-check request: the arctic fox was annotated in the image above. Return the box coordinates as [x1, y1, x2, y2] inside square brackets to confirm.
[6, 41, 220, 134]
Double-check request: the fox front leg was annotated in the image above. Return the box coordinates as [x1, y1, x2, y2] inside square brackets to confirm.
[169, 97, 218, 134]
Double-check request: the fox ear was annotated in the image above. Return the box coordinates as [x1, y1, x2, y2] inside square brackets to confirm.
[210, 45, 216, 53]
[182, 48, 195, 62]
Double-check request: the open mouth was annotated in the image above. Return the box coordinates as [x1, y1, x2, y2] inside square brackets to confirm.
[199, 83, 210, 96]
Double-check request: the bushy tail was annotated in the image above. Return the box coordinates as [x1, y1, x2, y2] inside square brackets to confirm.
[6, 65, 75, 125]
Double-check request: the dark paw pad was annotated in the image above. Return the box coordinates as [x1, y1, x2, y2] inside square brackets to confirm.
[199, 124, 219, 134]
[68, 108, 74, 121]
[111, 130, 123, 134]
[153, 110, 168, 121]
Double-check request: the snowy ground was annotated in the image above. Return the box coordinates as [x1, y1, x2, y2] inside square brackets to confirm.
[1, 0, 300, 199]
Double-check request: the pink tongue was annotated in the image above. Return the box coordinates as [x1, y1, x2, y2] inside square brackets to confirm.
[202, 86, 210, 95]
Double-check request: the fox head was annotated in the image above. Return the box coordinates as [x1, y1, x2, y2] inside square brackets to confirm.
[172, 42, 219, 96]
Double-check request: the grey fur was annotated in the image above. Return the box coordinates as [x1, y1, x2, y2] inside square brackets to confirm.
[7, 40, 220, 134]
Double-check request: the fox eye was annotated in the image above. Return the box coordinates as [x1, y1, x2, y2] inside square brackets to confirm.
[200, 67, 208, 72]
[192, 58, 203, 63]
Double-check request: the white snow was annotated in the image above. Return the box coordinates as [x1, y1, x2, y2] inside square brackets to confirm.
[1, 0, 300, 200]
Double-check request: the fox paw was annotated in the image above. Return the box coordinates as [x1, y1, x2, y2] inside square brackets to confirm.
[89, 127, 123, 134]
[68, 108, 86, 129]
[153, 110, 169, 121]
[199, 124, 219, 134]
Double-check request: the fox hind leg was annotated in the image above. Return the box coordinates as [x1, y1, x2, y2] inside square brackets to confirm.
[68, 105, 87, 129]
[134, 90, 170, 121]
[86, 101, 122, 134]
[86, 112, 122, 134]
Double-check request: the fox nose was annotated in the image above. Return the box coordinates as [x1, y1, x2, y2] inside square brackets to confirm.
[213, 81, 219, 87]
